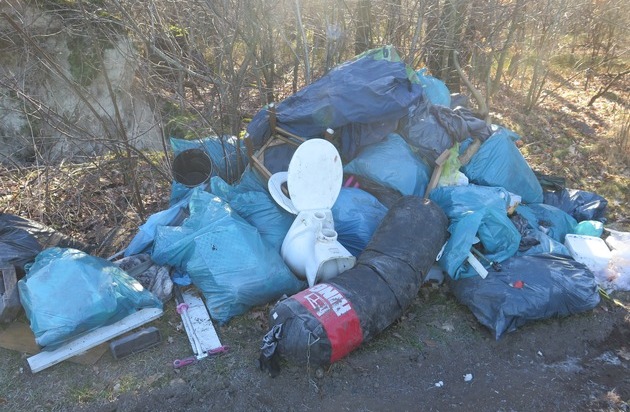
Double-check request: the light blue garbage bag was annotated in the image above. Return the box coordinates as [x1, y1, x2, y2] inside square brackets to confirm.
[344, 133, 432, 197]
[462, 129, 543, 204]
[332, 187, 388, 256]
[429, 185, 511, 219]
[416, 68, 451, 107]
[573, 220, 604, 237]
[18, 248, 162, 348]
[210, 168, 294, 252]
[152, 188, 304, 324]
[430, 184, 520, 279]
[438, 207, 521, 280]
[124, 195, 190, 257]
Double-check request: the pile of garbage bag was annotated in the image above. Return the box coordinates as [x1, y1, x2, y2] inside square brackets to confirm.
[122, 46, 614, 354]
[4, 46, 626, 371]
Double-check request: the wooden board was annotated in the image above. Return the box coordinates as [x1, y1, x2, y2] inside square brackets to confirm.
[27, 307, 163, 373]
[0, 322, 108, 365]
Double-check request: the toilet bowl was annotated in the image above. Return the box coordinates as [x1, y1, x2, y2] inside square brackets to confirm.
[268, 139, 356, 287]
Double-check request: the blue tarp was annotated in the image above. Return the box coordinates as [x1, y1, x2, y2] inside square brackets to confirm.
[246, 46, 424, 163]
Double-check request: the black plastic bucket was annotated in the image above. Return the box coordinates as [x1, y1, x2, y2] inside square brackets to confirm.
[172, 148, 213, 187]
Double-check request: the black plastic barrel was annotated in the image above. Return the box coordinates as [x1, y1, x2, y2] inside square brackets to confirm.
[172, 148, 213, 187]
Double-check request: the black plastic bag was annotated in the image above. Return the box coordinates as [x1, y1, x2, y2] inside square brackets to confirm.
[400, 104, 492, 164]
[447, 254, 600, 340]
[0, 213, 86, 275]
[543, 188, 608, 222]
[259, 196, 448, 370]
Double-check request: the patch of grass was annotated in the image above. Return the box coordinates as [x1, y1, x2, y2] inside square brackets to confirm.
[553, 148, 569, 159]
[69, 385, 107, 405]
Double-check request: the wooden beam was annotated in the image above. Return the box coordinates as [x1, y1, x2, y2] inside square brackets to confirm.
[458, 138, 481, 166]
[424, 149, 452, 199]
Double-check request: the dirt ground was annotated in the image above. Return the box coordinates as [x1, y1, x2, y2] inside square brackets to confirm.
[1, 285, 628, 411]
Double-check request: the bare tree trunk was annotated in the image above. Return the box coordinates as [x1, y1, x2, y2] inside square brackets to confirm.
[408, 0, 427, 66]
[490, 0, 523, 97]
[295, 0, 311, 84]
[354, 0, 372, 55]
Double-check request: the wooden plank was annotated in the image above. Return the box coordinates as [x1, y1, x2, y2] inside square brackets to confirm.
[249, 155, 272, 180]
[458, 138, 481, 166]
[275, 126, 307, 143]
[268, 103, 277, 132]
[27, 307, 163, 373]
[424, 149, 452, 199]
[0, 322, 109, 365]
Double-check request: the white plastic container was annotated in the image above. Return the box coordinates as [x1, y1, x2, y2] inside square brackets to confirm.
[564, 234, 612, 273]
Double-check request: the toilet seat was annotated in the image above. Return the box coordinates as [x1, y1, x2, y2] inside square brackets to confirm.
[268, 139, 343, 215]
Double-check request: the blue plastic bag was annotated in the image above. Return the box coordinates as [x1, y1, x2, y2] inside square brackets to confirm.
[430, 184, 520, 279]
[515, 203, 577, 243]
[429, 185, 511, 219]
[210, 169, 294, 252]
[462, 129, 543, 204]
[543, 188, 608, 223]
[448, 254, 600, 340]
[124, 195, 189, 257]
[510, 214, 571, 257]
[18, 248, 162, 348]
[332, 187, 388, 256]
[152, 189, 304, 324]
[344, 133, 432, 197]
[416, 68, 451, 107]
[574, 220, 604, 237]
[400, 104, 493, 164]
[438, 207, 521, 279]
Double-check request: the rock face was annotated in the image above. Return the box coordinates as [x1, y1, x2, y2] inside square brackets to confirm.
[0, 2, 161, 163]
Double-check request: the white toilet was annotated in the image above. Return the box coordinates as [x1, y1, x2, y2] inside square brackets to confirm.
[268, 139, 356, 287]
